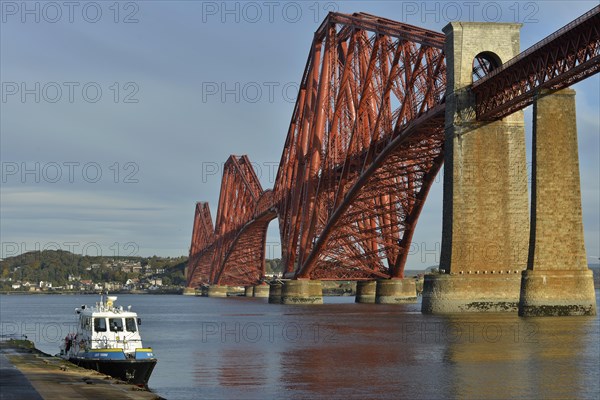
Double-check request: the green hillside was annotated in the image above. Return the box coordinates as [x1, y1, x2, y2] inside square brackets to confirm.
[0, 250, 186, 290]
[0, 250, 285, 291]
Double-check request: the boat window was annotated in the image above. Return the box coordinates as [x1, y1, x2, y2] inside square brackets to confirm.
[94, 318, 107, 332]
[125, 318, 137, 332]
[109, 318, 124, 332]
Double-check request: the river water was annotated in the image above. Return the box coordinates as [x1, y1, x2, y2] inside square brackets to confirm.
[1, 292, 598, 399]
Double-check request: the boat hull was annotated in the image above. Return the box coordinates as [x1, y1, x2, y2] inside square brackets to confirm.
[68, 357, 157, 386]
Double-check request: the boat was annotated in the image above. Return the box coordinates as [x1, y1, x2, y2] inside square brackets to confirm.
[59, 294, 157, 386]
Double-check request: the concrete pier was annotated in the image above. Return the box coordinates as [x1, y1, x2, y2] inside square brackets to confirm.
[422, 273, 522, 313]
[268, 282, 283, 303]
[422, 22, 529, 313]
[198, 286, 209, 297]
[253, 284, 269, 298]
[519, 89, 597, 316]
[281, 280, 323, 305]
[183, 287, 196, 296]
[375, 279, 417, 304]
[244, 286, 254, 297]
[520, 270, 597, 316]
[207, 284, 228, 298]
[355, 281, 376, 303]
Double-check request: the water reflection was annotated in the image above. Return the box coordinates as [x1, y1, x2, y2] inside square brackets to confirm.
[184, 298, 600, 399]
[280, 344, 405, 399]
[217, 349, 267, 387]
[442, 315, 598, 399]
[521, 317, 598, 399]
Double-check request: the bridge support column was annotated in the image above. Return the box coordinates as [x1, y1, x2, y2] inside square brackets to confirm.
[519, 89, 596, 316]
[282, 280, 323, 305]
[268, 282, 283, 304]
[375, 279, 417, 304]
[207, 285, 228, 298]
[244, 286, 253, 297]
[355, 281, 376, 303]
[183, 287, 196, 296]
[422, 22, 529, 314]
[253, 284, 269, 298]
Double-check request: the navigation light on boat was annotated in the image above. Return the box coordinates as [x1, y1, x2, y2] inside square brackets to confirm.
[107, 296, 117, 308]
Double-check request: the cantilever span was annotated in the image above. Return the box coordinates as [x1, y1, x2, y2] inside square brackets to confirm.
[187, 12, 447, 287]
[187, 155, 270, 287]
[187, 7, 600, 289]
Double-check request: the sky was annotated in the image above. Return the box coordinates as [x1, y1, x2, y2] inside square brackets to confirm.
[1, 0, 598, 269]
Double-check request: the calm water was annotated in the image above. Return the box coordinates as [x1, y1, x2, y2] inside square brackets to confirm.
[1, 292, 598, 399]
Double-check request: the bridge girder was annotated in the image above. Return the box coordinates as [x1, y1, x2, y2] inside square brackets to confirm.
[473, 5, 600, 120]
[274, 13, 446, 280]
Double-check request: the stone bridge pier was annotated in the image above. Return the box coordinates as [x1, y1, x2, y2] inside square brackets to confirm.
[518, 89, 596, 316]
[422, 22, 597, 315]
[422, 22, 530, 313]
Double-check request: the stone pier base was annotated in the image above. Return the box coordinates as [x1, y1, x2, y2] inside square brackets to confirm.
[519, 270, 597, 316]
[375, 279, 417, 304]
[253, 285, 269, 298]
[282, 280, 323, 305]
[355, 281, 376, 303]
[244, 286, 254, 297]
[183, 287, 196, 296]
[421, 273, 522, 313]
[268, 283, 283, 304]
[207, 285, 228, 298]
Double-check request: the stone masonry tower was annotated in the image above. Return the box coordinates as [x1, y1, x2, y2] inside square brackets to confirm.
[519, 89, 597, 316]
[422, 22, 530, 313]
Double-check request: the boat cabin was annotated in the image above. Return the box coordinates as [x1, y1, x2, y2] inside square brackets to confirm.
[62, 295, 149, 358]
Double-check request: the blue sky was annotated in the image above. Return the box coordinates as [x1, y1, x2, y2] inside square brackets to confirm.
[1, 0, 598, 269]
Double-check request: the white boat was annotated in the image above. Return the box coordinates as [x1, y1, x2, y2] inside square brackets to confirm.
[59, 294, 157, 386]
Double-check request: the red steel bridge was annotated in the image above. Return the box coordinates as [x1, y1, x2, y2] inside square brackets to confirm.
[187, 7, 599, 288]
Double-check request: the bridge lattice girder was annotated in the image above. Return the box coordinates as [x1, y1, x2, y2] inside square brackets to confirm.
[214, 211, 276, 286]
[187, 245, 216, 288]
[186, 13, 447, 286]
[187, 202, 215, 287]
[187, 155, 267, 287]
[274, 13, 446, 280]
[473, 5, 600, 120]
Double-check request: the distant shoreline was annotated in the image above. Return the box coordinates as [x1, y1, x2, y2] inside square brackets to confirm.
[0, 289, 184, 296]
[3, 266, 598, 295]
